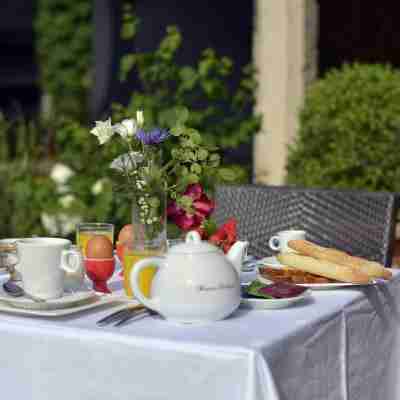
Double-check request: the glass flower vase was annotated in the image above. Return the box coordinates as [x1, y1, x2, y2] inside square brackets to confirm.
[122, 149, 167, 298]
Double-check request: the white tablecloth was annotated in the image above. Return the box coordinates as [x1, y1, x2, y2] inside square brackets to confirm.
[1, 271, 399, 400]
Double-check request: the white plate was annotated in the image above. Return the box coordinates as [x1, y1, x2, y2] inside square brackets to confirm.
[241, 289, 312, 309]
[0, 293, 134, 317]
[257, 266, 378, 290]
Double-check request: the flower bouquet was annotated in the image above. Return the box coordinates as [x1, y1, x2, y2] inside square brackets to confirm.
[90, 106, 238, 250]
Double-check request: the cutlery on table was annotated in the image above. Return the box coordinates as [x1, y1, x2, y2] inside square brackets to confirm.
[113, 308, 156, 327]
[96, 304, 145, 326]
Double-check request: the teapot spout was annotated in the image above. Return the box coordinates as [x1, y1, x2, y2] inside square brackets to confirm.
[227, 241, 249, 276]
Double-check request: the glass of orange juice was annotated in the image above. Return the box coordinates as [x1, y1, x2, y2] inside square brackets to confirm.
[76, 223, 114, 257]
[123, 240, 165, 299]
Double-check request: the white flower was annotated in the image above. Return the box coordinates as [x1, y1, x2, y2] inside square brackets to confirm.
[91, 179, 105, 195]
[110, 151, 143, 172]
[59, 194, 76, 208]
[90, 118, 114, 145]
[41, 213, 59, 235]
[57, 184, 70, 194]
[41, 213, 82, 236]
[136, 110, 144, 127]
[114, 119, 138, 140]
[50, 163, 74, 185]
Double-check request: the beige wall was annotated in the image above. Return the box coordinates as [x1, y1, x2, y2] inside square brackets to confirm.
[253, 0, 318, 184]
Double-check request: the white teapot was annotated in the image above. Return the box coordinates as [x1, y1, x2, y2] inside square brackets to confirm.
[130, 231, 249, 324]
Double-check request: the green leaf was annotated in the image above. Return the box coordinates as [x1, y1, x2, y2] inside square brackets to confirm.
[179, 66, 198, 91]
[187, 173, 199, 183]
[148, 197, 160, 208]
[197, 148, 208, 160]
[170, 124, 185, 136]
[245, 281, 273, 299]
[175, 106, 189, 125]
[202, 218, 218, 237]
[186, 129, 202, 144]
[179, 166, 189, 175]
[190, 163, 202, 174]
[218, 168, 237, 182]
[178, 195, 193, 209]
[121, 21, 136, 40]
[119, 54, 136, 82]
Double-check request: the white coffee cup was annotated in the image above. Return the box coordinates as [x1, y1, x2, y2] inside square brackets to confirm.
[17, 238, 84, 300]
[268, 230, 306, 253]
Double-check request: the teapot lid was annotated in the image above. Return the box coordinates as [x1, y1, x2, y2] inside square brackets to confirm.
[169, 231, 220, 255]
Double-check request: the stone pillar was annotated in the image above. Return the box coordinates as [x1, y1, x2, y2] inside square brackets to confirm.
[253, 0, 319, 184]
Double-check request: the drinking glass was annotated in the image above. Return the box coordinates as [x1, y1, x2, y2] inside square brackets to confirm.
[123, 240, 165, 299]
[76, 223, 114, 257]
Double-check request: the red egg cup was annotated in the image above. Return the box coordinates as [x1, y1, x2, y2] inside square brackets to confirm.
[84, 257, 115, 293]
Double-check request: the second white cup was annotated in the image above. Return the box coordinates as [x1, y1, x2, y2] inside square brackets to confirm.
[268, 230, 306, 253]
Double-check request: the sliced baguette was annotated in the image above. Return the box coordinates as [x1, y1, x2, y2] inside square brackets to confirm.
[276, 253, 371, 284]
[288, 239, 392, 280]
[349, 256, 392, 280]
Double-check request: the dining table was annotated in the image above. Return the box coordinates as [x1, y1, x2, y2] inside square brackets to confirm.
[0, 268, 400, 400]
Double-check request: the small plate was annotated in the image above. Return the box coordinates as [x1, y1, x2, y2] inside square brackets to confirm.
[241, 289, 312, 309]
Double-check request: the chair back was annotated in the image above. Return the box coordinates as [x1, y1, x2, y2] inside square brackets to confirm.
[214, 185, 399, 267]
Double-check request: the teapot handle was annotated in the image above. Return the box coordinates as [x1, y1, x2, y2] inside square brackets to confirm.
[130, 257, 163, 312]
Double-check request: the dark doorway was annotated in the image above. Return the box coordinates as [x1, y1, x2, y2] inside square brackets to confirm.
[319, 1, 400, 76]
[0, 1, 39, 117]
[122, 0, 254, 103]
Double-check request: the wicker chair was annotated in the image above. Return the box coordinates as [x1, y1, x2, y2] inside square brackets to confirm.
[214, 185, 399, 267]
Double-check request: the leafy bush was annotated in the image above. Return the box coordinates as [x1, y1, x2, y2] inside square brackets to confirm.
[0, 115, 118, 238]
[35, 0, 92, 120]
[287, 63, 400, 191]
[115, 4, 261, 162]
[0, 2, 261, 238]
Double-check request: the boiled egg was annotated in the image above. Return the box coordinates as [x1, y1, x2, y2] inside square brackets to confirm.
[86, 235, 113, 259]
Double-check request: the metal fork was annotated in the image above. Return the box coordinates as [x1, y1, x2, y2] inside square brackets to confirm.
[113, 308, 156, 327]
[96, 304, 145, 326]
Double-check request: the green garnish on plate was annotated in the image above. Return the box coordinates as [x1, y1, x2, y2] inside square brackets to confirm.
[245, 281, 273, 299]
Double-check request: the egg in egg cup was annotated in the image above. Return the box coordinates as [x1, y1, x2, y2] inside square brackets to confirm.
[84, 234, 115, 293]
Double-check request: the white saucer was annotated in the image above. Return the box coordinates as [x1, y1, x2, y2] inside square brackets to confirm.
[0, 276, 97, 311]
[241, 289, 312, 309]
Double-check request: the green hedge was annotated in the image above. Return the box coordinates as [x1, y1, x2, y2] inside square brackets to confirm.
[287, 63, 400, 191]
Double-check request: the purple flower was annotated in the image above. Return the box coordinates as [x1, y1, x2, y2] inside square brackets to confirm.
[136, 128, 170, 145]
